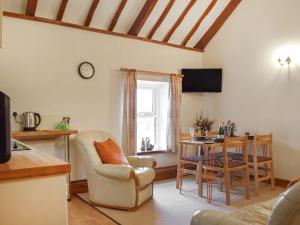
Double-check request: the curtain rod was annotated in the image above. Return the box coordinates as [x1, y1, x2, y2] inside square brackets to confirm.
[121, 68, 184, 78]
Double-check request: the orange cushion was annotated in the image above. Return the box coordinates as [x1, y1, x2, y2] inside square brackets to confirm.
[94, 138, 128, 165]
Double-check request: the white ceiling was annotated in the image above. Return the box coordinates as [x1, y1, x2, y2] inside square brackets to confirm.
[3, 0, 232, 48]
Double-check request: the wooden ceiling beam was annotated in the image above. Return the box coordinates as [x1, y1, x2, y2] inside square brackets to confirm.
[84, 0, 100, 27]
[194, 0, 241, 49]
[128, 0, 158, 36]
[147, 0, 175, 39]
[181, 0, 217, 46]
[26, 0, 38, 16]
[163, 0, 196, 43]
[56, 0, 68, 21]
[4, 11, 203, 53]
[108, 0, 127, 31]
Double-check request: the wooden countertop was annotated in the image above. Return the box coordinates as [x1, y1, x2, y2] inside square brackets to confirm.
[0, 150, 71, 181]
[12, 129, 78, 141]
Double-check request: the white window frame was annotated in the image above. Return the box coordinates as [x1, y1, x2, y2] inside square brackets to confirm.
[137, 80, 168, 151]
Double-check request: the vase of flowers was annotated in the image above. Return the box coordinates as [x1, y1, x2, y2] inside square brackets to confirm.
[193, 112, 214, 136]
[218, 120, 237, 137]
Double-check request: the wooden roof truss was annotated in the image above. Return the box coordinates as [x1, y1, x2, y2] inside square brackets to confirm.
[3, 0, 241, 52]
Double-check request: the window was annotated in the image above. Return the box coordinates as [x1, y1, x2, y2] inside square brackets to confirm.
[137, 80, 169, 152]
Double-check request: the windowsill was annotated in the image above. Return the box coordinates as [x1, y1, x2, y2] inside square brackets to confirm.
[137, 150, 168, 155]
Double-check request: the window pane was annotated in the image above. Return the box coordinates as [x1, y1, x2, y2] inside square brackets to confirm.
[137, 88, 153, 113]
[137, 117, 155, 150]
[136, 79, 169, 151]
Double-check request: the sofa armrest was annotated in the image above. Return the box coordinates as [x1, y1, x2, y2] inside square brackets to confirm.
[94, 164, 135, 180]
[127, 156, 157, 168]
[191, 210, 248, 225]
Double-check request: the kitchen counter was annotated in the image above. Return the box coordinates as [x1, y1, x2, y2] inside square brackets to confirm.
[0, 149, 70, 181]
[12, 129, 78, 200]
[0, 148, 70, 225]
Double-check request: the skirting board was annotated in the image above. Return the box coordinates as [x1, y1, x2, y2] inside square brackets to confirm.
[70, 165, 290, 194]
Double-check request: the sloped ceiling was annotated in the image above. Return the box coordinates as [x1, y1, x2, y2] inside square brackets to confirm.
[3, 0, 241, 52]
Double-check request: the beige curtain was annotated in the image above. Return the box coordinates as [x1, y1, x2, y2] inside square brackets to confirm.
[167, 74, 182, 152]
[122, 69, 137, 156]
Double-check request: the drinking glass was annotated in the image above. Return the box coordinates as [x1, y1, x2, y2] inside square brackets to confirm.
[190, 127, 195, 140]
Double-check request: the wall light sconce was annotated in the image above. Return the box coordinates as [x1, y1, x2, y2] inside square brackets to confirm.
[278, 56, 292, 66]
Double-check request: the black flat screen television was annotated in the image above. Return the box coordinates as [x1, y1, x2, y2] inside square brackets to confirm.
[182, 68, 222, 93]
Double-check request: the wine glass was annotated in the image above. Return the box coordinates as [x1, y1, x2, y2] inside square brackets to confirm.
[190, 127, 195, 141]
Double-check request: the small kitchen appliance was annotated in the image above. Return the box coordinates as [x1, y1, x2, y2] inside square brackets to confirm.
[13, 111, 41, 131]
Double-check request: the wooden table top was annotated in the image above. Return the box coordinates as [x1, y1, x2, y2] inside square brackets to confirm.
[12, 129, 78, 141]
[179, 139, 224, 148]
[0, 150, 71, 181]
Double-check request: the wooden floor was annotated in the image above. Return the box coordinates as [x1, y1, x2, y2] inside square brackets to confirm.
[68, 196, 117, 225]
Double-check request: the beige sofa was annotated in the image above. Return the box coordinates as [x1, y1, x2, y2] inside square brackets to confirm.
[191, 180, 300, 225]
[76, 130, 156, 211]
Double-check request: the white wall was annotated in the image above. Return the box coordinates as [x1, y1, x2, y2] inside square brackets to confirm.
[203, 0, 300, 179]
[0, 17, 203, 180]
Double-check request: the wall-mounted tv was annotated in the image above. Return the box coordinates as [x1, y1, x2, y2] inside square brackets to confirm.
[181, 68, 222, 93]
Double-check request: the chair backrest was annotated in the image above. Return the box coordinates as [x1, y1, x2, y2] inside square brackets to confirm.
[76, 130, 118, 170]
[267, 181, 300, 225]
[253, 133, 272, 158]
[223, 136, 248, 168]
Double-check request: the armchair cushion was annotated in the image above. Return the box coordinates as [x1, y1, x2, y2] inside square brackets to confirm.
[94, 138, 128, 165]
[135, 167, 155, 186]
[231, 198, 276, 225]
[192, 199, 276, 225]
[127, 156, 156, 168]
[93, 164, 155, 186]
[94, 164, 134, 180]
[191, 210, 248, 225]
[267, 181, 300, 225]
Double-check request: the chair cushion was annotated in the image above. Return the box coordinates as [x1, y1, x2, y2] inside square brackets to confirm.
[94, 138, 129, 165]
[184, 153, 223, 163]
[184, 153, 246, 168]
[213, 158, 247, 168]
[229, 198, 277, 225]
[135, 167, 155, 186]
[228, 152, 272, 163]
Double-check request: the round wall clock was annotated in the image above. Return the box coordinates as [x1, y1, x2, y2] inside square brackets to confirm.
[78, 62, 95, 79]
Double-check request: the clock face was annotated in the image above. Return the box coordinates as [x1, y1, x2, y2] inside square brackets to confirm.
[78, 62, 95, 79]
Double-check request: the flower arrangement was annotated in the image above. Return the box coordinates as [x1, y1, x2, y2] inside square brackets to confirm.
[218, 120, 237, 137]
[193, 112, 214, 135]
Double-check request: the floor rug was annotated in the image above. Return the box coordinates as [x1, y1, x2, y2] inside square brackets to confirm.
[77, 177, 282, 225]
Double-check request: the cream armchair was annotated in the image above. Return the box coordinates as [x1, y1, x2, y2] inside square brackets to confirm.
[76, 130, 156, 211]
[191, 180, 300, 225]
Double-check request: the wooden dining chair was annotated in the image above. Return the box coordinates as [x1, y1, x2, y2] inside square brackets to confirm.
[199, 136, 250, 205]
[177, 131, 219, 195]
[250, 134, 275, 195]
